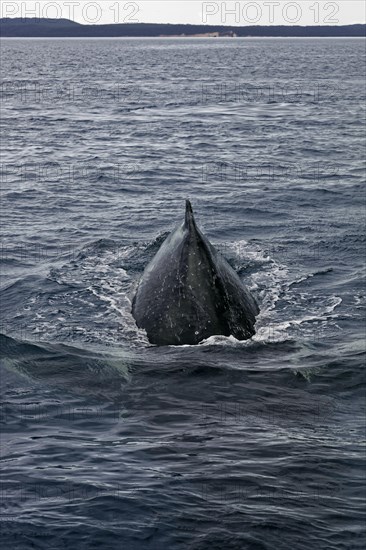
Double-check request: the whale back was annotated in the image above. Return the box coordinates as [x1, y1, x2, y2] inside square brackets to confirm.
[132, 201, 259, 345]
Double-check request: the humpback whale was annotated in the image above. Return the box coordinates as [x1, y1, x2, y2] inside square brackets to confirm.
[132, 200, 259, 346]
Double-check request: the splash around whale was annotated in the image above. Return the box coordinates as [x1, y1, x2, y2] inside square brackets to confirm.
[132, 201, 259, 346]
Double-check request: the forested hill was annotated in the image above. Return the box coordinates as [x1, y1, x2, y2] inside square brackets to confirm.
[1, 18, 365, 37]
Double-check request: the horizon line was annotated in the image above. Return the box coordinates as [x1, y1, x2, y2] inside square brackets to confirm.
[1, 17, 366, 28]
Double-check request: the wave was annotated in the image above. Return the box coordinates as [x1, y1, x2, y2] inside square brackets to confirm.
[0, 333, 130, 399]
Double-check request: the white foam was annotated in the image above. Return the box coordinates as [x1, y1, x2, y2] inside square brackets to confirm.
[25, 237, 343, 349]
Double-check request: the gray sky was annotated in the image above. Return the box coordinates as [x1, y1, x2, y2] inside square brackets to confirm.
[1, 1, 365, 26]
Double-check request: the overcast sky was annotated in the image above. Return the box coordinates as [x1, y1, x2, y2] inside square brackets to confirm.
[1, 1, 365, 26]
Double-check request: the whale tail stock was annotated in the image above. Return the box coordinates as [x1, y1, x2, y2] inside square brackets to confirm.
[132, 200, 259, 346]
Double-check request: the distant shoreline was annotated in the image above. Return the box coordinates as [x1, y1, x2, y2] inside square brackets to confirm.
[1, 18, 365, 38]
[2, 36, 365, 40]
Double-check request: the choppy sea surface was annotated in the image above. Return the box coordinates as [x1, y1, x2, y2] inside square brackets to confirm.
[0, 38, 365, 549]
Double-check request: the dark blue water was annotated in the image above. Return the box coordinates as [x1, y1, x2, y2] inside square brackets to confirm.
[1, 38, 365, 549]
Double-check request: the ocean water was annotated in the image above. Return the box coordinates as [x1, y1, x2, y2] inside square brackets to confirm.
[0, 37, 365, 549]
